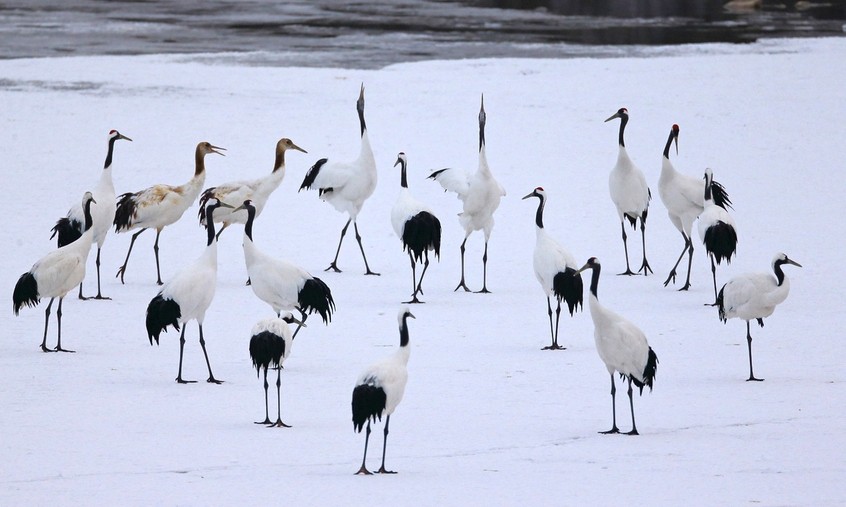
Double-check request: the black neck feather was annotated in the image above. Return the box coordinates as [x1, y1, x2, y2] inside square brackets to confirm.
[205, 205, 218, 246]
[479, 123, 486, 151]
[704, 178, 713, 201]
[244, 204, 256, 241]
[534, 195, 545, 229]
[400, 160, 408, 188]
[357, 104, 366, 137]
[774, 260, 786, 286]
[104, 135, 118, 169]
[83, 199, 94, 231]
[663, 130, 674, 159]
[618, 114, 628, 148]
[400, 314, 411, 347]
[589, 264, 601, 298]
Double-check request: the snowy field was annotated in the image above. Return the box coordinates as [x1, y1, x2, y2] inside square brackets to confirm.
[1, 37, 844, 505]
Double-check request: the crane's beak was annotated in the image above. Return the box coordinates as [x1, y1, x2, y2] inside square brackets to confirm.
[674, 133, 679, 156]
[521, 191, 535, 200]
[394, 157, 402, 168]
[290, 142, 307, 154]
[575, 262, 591, 274]
[210, 145, 226, 156]
[408, 312, 416, 319]
[604, 111, 621, 122]
[119, 134, 133, 142]
[285, 315, 307, 328]
[785, 258, 802, 268]
[217, 201, 234, 209]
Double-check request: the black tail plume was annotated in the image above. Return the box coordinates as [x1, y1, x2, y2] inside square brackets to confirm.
[717, 286, 727, 323]
[299, 277, 335, 325]
[249, 330, 286, 375]
[50, 217, 83, 247]
[402, 211, 441, 262]
[13, 272, 39, 315]
[114, 192, 138, 232]
[704, 222, 737, 264]
[197, 187, 215, 226]
[145, 294, 180, 345]
[351, 382, 386, 432]
[553, 267, 584, 316]
[632, 347, 659, 395]
[710, 179, 733, 211]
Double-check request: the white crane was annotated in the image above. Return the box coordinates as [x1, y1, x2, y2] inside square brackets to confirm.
[14, 192, 96, 353]
[299, 85, 379, 275]
[198, 137, 306, 238]
[351, 308, 415, 475]
[658, 124, 732, 290]
[428, 95, 505, 293]
[698, 168, 738, 304]
[114, 141, 226, 285]
[249, 314, 304, 427]
[522, 187, 583, 350]
[717, 253, 801, 381]
[238, 199, 335, 339]
[391, 152, 441, 304]
[576, 257, 658, 435]
[51, 129, 132, 299]
[605, 108, 651, 276]
[145, 198, 233, 384]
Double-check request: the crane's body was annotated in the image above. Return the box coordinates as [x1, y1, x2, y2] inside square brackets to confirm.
[249, 315, 302, 427]
[698, 168, 738, 304]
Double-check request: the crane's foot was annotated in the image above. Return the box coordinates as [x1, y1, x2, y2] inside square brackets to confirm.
[91, 295, 112, 301]
[355, 466, 372, 476]
[254, 418, 272, 425]
[662, 271, 676, 287]
[40, 345, 57, 353]
[703, 301, 719, 307]
[176, 378, 197, 384]
[268, 420, 291, 428]
[54, 346, 76, 353]
[617, 269, 636, 276]
[78, 294, 91, 301]
[678, 283, 691, 291]
[116, 267, 127, 284]
[625, 429, 640, 436]
[364, 269, 381, 276]
[454, 281, 471, 292]
[638, 261, 653, 275]
[325, 263, 342, 273]
[207, 377, 224, 384]
[403, 296, 424, 304]
[376, 466, 396, 474]
[600, 427, 620, 435]
[475, 287, 491, 294]
[156, 280, 163, 286]
[542, 344, 566, 351]
[746, 376, 764, 382]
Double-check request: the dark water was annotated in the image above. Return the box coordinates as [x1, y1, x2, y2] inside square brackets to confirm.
[0, 0, 843, 68]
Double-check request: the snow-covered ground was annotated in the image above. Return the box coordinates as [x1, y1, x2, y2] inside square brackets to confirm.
[1, 37, 844, 505]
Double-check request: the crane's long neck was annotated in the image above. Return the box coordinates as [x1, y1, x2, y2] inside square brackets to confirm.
[704, 176, 714, 204]
[589, 265, 601, 299]
[358, 103, 367, 137]
[534, 195, 545, 229]
[663, 130, 674, 159]
[244, 205, 256, 242]
[104, 135, 119, 169]
[194, 149, 208, 177]
[399, 314, 411, 348]
[774, 260, 787, 286]
[617, 115, 628, 148]
[205, 205, 218, 246]
[399, 159, 408, 188]
[83, 198, 95, 231]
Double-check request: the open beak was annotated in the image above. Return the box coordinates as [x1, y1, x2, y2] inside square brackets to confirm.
[210, 145, 226, 156]
[408, 312, 416, 320]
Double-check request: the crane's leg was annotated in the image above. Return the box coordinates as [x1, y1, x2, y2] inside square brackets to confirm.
[542, 297, 565, 350]
[355, 421, 373, 475]
[553, 298, 564, 350]
[455, 238, 471, 292]
[376, 415, 396, 474]
[681, 237, 694, 291]
[176, 327, 195, 384]
[198, 324, 223, 384]
[600, 373, 620, 434]
[53, 297, 75, 353]
[291, 309, 309, 341]
[476, 240, 491, 294]
[637, 214, 653, 276]
[270, 365, 291, 427]
[326, 219, 351, 273]
[746, 321, 764, 382]
[625, 377, 639, 435]
[116, 228, 146, 284]
[354, 222, 380, 276]
[214, 222, 229, 241]
[403, 252, 421, 304]
[705, 254, 719, 306]
[40, 298, 55, 353]
[90, 247, 111, 300]
[255, 367, 272, 425]
[77, 282, 87, 300]
[618, 220, 635, 276]
[415, 252, 430, 296]
[153, 229, 164, 286]
[663, 231, 689, 288]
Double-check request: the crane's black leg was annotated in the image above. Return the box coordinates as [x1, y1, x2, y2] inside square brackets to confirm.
[255, 367, 272, 425]
[116, 228, 146, 284]
[625, 377, 639, 435]
[618, 220, 635, 276]
[475, 240, 491, 293]
[153, 229, 164, 285]
[705, 254, 719, 306]
[681, 237, 694, 291]
[91, 247, 111, 300]
[746, 321, 764, 382]
[214, 223, 229, 241]
[553, 299, 564, 349]
[376, 415, 396, 474]
[40, 298, 55, 353]
[54, 297, 75, 353]
[637, 215, 652, 276]
[198, 324, 222, 384]
[269, 365, 291, 427]
[327, 219, 350, 273]
[664, 231, 688, 287]
[403, 252, 421, 304]
[77, 282, 87, 300]
[415, 253, 430, 296]
[355, 421, 373, 475]
[455, 238, 470, 292]
[601, 373, 620, 434]
[176, 328, 195, 384]
[354, 222, 380, 276]
[542, 297, 565, 350]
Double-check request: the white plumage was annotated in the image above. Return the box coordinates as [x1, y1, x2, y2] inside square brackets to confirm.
[249, 314, 302, 427]
[199, 138, 306, 237]
[717, 253, 801, 381]
[605, 108, 652, 276]
[522, 187, 583, 350]
[114, 141, 226, 285]
[577, 257, 658, 435]
[698, 167, 738, 304]
[238, 200, 335, 338]
[429, 95, 505, 293]
[351, 308, 414, 475]
[52, 130, 131, 299]
[145, 199, 232, 384]
[14, 192, 97, 353]
[391, 152, 441, 303]
[299, 85, 379, 275]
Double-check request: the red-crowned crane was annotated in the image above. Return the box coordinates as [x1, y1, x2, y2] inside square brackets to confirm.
[657, 124, 732, 290]
[698, 168, 738, 305]
[299, 85, 379, 275]
[576, 257, 658, 435]
[114, 141, 226, 285]
[605, 108, 651, 276]
[198, 138, 306, 238]
[522, 187, 583, 350]
[428, 95, 505, 293]
[391, 152, 441, 304]
[14, 192, 96, 353]
[717, 253, 801, 381]
[249, 313, 304, 427]
[352, 308, 414, 475]
[238, 199, 335, 339]
[51, 130, 132, 299]
[145, 198, 233, 384]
